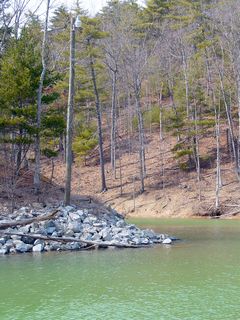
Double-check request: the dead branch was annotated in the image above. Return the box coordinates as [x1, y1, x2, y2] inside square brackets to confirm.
[0, 210, 59, 230]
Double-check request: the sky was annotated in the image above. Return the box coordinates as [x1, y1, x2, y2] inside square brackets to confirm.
[29, 0, 146, 17]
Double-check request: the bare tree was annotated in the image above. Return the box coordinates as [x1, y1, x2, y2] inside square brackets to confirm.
[34, 0, 51, 194]
[87, 36, 107, 192]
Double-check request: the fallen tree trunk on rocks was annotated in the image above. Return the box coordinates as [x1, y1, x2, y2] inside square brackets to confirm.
[1, 231, 149, 249]
[0, 210, 59, 230]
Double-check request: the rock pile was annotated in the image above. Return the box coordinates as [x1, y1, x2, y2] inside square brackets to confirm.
[0, 205, 173, 255]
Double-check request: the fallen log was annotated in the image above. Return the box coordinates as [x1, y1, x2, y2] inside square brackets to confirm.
[0, 210, 59, 230]
[1, 231, 149, 249]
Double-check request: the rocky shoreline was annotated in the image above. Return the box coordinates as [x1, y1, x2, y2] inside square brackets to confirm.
[0, 205, 173, 255]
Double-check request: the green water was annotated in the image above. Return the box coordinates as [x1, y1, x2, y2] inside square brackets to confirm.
[0, 219, 240, 320]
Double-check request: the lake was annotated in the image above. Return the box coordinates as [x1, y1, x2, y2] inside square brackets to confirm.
[0, 218, 239, 320]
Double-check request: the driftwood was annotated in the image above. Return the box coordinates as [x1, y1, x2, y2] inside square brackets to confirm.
[0, 210, 59, 230]
[1, 231, 149, 249]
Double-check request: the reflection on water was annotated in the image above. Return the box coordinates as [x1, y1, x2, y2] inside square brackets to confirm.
[0, 219, 240, 320]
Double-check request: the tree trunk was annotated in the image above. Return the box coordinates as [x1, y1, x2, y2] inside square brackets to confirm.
[135, 82, 145, 193]
[214, 44, 239, 179]
[193, 100, 201, 200]
[34, 0, 50, 194]
[215, 95, 221, 209]
[111, 70, 117, 175]
[158, 88, 163, 141]
[219, 72, 239, 176]
[89, 44, 107, 192]
[64, 16, 76, 205]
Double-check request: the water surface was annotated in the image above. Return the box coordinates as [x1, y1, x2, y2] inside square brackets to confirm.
[0, 219, 239, 320]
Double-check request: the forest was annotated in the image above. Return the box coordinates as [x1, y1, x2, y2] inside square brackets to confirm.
[1, 0, 240, 218]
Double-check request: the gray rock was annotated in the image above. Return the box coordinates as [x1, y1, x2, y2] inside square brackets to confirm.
[83, 217, 92, 225]
[99, 228, 113, 241]
[35, 228, 48, 236]
[93, 222, 107, 228]
[64, 229, 75, 237]
[0, 248, 8, 255]
[116, 220, 126, 228]
[49, 242, 61, 251]
[34, 239, 45, 246]
[10, 235, 22, 241]
[15, 242, 32, 253]
[131, 237, 141, 245]
[143, 229, 157, 239]
[9, 247, 16, 254]
[46, 227, 56, 235]
[162, 238, 172, 244]
[89, 215, 97, 222]
[111, 227, 122, 235]
[126, 224, 138, 231]
[0, 237, 7, 245]
[21, 236, 35, 245]
[17, 207, 29, 214]
[12, 239, 24, 246]
[18, 225, 30, 234]
[157, 234, 168, 240]
[57, 230, 64, 237]
[32, 243, 44, 252]
[76, 209, 87, 219]
[103, 234, 113, 241]
[118, 229, 131, 239]
[44, 220, 57, 228]
[64, 206, 75, 213]
[141, 238, 150, 245]
[44, 245, 51, 251]
[30, 222, 39, 233]
[67, 222, 82, 233]
[82, 233, 93, 241]
[112, 235, 121, 242]
[65, 242, 81, 250]
[91, 233, 101, 241]
[68, 212, 81, 221]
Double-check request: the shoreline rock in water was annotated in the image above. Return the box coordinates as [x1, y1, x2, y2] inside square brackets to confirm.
[0, 205, 173, 255]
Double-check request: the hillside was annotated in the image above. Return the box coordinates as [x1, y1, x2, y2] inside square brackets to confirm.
[1, 103, 239, 219]
[46, 127, 240, 219]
